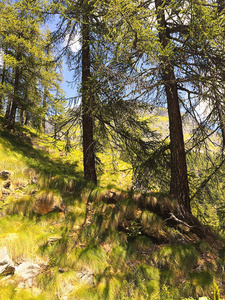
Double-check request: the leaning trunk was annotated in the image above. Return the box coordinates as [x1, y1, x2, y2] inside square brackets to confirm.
[155, 0, 190, 212]
[81, 9, 97, 185]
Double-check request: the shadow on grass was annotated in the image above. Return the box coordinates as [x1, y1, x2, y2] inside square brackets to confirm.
[0, 119, 86, 193]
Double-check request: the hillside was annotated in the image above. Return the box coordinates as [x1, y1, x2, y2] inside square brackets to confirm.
[0, 117, 224, 300]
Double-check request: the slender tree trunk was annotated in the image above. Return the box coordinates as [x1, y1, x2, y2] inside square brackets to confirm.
[24, 111, 29, 125]
[42, 45, 49, 134]
[42, 88, 47, 133]
[155, 0, 190, 212]
[214, 98, 225, 148]
[4, 97, 12, 119]
[81, 9, 97, 185]
[7, 50, 21, 130]
[20, 109, 25, 126]
[7, 65, 20, 129]
[4, 66, 14, 120]
[218, 0, 225, 13]
[0, 61, 6, 112]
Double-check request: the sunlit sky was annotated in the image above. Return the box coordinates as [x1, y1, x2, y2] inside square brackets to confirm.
[47, 18, 81, 101]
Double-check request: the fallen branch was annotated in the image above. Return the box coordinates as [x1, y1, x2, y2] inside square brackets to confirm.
[165, 213, 193, 228]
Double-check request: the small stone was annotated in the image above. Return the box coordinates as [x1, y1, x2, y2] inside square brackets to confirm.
[77, 268, 94, 286]
[3, 180, 11, 189]
[47, 235, 62, 245]
[2, 188, 11, 195]
[59, 268, 65, 273]
[0, 171, 11, 180]
[15, 261, 40, 288]
[0, 246, 15, 275]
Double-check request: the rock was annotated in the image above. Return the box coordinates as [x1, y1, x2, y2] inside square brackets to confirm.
[47, 235, 62, 245]
[15, 261, 40, 288]
[0, 171, 11, 180]
[0, 246, 15, 275]
[33, 190, 65, 215]
[58, 268, 65, 273]
[2, 188, 11, 195]
[3, 180, 11, 189]
[0, 274, 17, 286]
[77, 268, 94, 286]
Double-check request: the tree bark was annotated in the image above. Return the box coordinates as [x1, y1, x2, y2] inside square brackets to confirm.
[7, 64, 20, 129]
[7, 51, 21, 129]
[215, 98, 225, 149]
[81, 9, 97, 185]
[155, 0, 190, 212]
[24, 111, 29, 125]
[42, 88, 47, 133]
[4, 97, 11, 120]
[19, 109, 25, 126]
[0, 60, 6, 112]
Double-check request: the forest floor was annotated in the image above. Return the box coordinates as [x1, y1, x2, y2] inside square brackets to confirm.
[0, 117, 224, 299]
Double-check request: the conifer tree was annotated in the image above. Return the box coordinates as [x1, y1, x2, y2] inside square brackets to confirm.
[50, 0, 109, 184]
[104, 0, 225, 215]
[0, 0, 63, 130]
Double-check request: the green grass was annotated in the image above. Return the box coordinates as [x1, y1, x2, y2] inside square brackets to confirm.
[0, 117, 225, 299]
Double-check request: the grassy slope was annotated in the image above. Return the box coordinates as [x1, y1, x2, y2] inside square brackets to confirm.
[0, 117, 224, 299]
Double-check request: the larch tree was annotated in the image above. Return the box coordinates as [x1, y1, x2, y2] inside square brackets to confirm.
[103, 0, 225, 218]
[154, 0, 190, 212]
[0, 0, 63, 130]
[50, 0, 113, 184]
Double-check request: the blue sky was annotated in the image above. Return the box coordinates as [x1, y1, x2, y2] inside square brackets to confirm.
[46, 18, 80, 101]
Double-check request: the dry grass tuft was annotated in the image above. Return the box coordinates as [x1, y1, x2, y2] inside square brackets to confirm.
[33, 190, 64, 215]
[133, 193, 175, 215]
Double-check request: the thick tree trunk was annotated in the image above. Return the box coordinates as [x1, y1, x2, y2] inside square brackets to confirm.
[155, 0, 190, 212]
[81, 10, 97, 185]
[166, 70, 191, 212]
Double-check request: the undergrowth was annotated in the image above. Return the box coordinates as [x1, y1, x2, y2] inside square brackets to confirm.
[0, 118, 224, 299]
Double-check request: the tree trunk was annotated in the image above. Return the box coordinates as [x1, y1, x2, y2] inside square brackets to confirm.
[81, 9, 97, 185]
[24, 111, 29, 125]
[155, 0, 190, 212]
[218, 0, 225, 13]
[7, 64, 20, 129]
[7, 50, 21, 130]
[215, 98, 225, 149]
[42, 89, 47, 133]
[20, 109, 25, 126]
[4, 97, 11, 120]
[0, 60, 6, 112]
